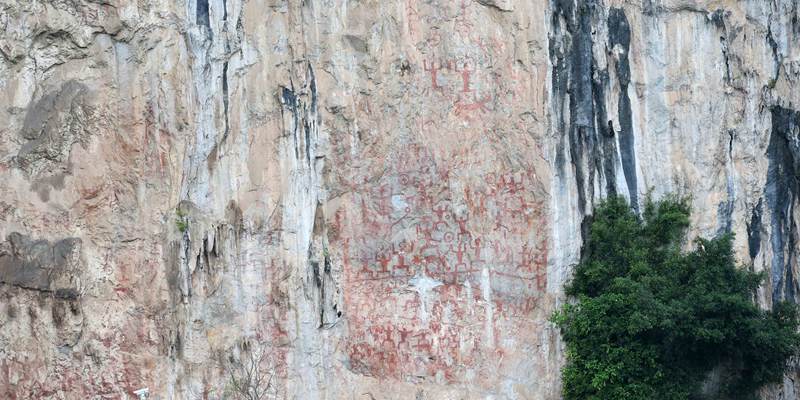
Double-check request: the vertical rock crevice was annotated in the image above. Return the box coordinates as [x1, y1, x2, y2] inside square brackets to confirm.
[709, 9, 733, 85]
[717, 130, 736, 236]
[222, 61, 230, 143]
[766, 106, 800, 305]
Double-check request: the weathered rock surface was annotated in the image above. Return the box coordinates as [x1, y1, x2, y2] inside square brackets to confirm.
[0, 0, 798, 399]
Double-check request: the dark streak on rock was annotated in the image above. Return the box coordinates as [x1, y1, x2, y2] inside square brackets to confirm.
[593, 69, 618, 197]
[475, 0, 512, 13]
[719, 36, 732, 83]
[717, 130, 736, 236]
[311, 260, 322, 290]
[709, 10, 733, 84]
[280, 86, 300, 160]
[307, 65, 319, 163]
[549, 2, 569, 179]
[766, 24, 781, 83]
[747, 198, 763, 260]
[309, 64, 318, 115]
[608, 7, 639, 213]
[196, 0, 210, 28]
[279, 65, 319, 165]
[766, 106, 800, 305]
[709, 9, 725, 29]
[55, 288, 80, 300]
[281, 86, 297, 106]
[174, 330, 184, 358]
[221, 61, 230, 143]
[716, 199, 734, 236]
[304, 121, 312, 162]
[550, 1, 633, 249]
[550, 0, 595, 216]
[570, 3, 594, 216]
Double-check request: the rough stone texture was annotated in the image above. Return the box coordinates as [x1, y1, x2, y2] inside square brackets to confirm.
[0, 0, 798, 399]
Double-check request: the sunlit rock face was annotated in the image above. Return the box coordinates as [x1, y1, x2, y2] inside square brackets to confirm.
[0, 0, 798, 398]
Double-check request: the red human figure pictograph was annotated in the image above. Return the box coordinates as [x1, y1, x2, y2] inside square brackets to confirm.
[458, 58, 474, 93]
[423, 59, 442, 89]
[376, 251, 392, 274]
[454, 214, 469, 236]
[461, 68, 472, 92]
[392, 241, 414, 275]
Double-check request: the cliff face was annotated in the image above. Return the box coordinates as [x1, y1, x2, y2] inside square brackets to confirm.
[0, 0, 798, 399]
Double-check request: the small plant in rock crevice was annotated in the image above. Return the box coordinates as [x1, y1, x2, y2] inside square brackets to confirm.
[176, 208, 189, 233]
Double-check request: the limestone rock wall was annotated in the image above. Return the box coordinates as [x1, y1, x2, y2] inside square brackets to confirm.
[0, 0, 798, 399]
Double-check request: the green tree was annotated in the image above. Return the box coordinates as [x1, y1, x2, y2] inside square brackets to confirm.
[553, 196, 800, 400]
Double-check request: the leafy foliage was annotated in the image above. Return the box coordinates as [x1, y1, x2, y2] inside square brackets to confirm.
[554, 196, 800, 400]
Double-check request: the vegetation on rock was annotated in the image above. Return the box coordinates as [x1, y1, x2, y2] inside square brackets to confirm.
[175, 208, 189, 233]
[218, 339, 279, 400]
[554, 196, 800, 400]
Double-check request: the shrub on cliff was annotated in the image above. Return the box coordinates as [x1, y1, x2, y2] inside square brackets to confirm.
[218, 339, 279, 400]
[553, 196, 800, 400]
